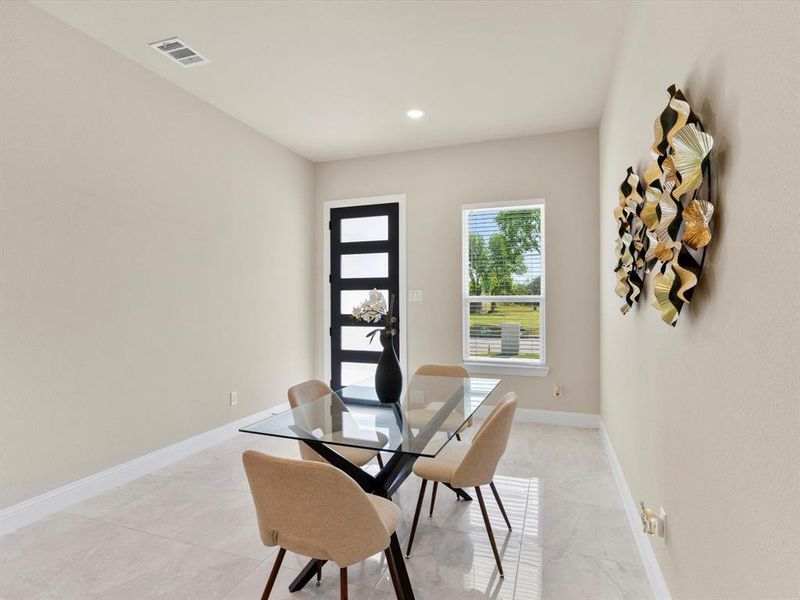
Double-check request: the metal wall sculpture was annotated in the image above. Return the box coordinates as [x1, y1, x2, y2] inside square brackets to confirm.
[613, 168, 647, 314]
[613, 85, 715, 326]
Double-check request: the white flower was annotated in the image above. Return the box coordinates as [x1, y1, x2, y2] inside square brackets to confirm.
[351, 289, 391, 324]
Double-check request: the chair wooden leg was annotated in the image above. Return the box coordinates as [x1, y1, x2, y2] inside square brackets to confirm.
[384, 546, 404, 599]
[340, 567, 348, 600]
[390, 533, 415, 599]
[475, 487, 504, 578]
[377, 453, 384, 468]
[316, 559, 322, 585]
[261, 547, 286, 600]
[489, 481, 512, 531]
[428, 481, 438, 517]
[405, 479, 427, 557]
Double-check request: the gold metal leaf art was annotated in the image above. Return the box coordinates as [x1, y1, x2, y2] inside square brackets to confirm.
[653, 239, 677, 263]
[643, 229, 660, 266]
[613, 167, 648, 314]
[682, 199, 714, 249]
[654, 181, 680, 243]
[643, 160, 663, 189]
[613, 85, 716, 326]
[652, 266, 679, 326]
[672, 258, 698, 303]
[641, 188, 660, 231]
[650, 84, 691, 158]
[672, 123, 714, 197]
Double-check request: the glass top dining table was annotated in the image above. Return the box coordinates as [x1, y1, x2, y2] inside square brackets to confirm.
[239, 374, 501, 458]
[239, 374, 500, 599]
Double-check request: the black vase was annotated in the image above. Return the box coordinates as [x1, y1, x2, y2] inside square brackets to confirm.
[375, 331, 403, 403]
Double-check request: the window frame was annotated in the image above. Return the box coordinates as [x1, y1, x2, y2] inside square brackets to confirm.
[461, 199, 548, 377]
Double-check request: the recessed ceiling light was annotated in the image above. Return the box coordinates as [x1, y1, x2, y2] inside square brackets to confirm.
[406, 109, 425, 120]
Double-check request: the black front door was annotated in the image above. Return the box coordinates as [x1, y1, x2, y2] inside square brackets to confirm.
[329, 202, 400, 390]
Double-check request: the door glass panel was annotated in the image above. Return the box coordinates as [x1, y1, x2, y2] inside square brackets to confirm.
[340, 289, 389, 314]
[341, 216, 389, 243]
[341, 326, 382, 352]
[341, 362, 377, 387]
[341, 253, 388, 278]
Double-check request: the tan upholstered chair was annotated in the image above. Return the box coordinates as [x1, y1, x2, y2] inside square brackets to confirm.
[405, 391, 517, 577]
[243, 451, 404, 599]
[288, 380, 386, 468]
[406, 364, 473, 440]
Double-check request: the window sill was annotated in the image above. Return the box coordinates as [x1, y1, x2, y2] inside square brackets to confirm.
[462, 361, 550, 377]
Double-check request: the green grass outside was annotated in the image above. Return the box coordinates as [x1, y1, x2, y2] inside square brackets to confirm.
[485, 352, 540, 359]
[468, 302, 541, 336]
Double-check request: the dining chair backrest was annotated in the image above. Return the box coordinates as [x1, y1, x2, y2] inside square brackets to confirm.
[451, 391, 517, 488]
[287, 379, 335, 462]
[242, 450, 390, 567]
[414, 364, 470, 378]
[413, 364, 474, 432]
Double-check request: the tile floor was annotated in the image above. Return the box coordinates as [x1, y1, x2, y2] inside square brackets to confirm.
[0, 422, 652, 599]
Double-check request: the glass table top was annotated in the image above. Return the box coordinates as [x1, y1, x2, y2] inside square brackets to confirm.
[240, 375, 501, 458]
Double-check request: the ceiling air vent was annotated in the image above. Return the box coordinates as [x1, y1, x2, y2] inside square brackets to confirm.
[149, 37, 209, 67]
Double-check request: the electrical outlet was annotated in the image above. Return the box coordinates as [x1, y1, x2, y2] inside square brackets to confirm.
[553, 384, 563, 397]
[639, 501, 667, 541]
[229, 391, 238, 406]
[408, 289, 424, 302]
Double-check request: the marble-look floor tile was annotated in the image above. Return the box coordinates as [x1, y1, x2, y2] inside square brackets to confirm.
[0, 512, 258, 600]
[516, 543, 652, 600]
[380, 525, 519, 599]
[0, 513, 125, 597]
[531, 427, 611, 472]
[90, 536, 259, 599]
[523, 497, 641, 566]
[393, 472, 529, 519]
[152, 448, 250, 492]
[0, 421, 651, 600]
[222, 556, 375, 600]
[150, 434, 302, 494]
[0, 578, 101, 600]
[66, 474, 170, 519]
[278, 550, 389, 590]
[366, 590, 399, 600]
[151, 450, 221, 484]
[531, 464, 622, 509]
[412, 487, 528, 542]
[100, 479, 271, 560]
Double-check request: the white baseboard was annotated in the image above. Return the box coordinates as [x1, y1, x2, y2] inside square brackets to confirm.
[600, 419, 671, 600]
[476, 405, 601, 428]
[0, 403, 290, 537]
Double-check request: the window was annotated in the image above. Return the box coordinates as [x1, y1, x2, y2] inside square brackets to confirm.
[462, 201, 546, 372]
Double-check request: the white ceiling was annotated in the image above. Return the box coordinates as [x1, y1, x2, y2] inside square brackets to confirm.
[32, 1, 629, 162]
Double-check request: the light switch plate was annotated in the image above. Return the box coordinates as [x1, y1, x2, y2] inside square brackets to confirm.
[408, 290, 424, 302]
[229, 391, 238, 406]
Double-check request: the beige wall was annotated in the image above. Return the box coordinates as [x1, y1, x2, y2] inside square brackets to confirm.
[599, 2, 800, 598]
[0, 1, 315, 508]
[315, 129, 599, 414]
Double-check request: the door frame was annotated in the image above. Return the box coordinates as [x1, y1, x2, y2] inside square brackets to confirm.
[322, 194, 407, 387]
